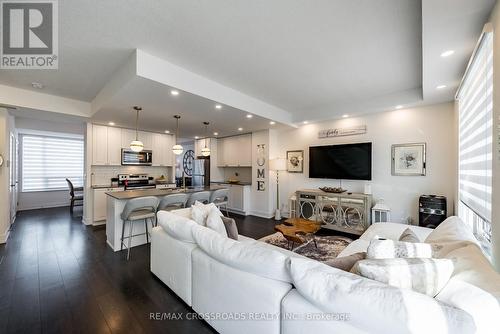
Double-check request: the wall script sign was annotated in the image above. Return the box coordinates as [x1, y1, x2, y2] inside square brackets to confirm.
[318, 125, 367, 139]
[256, 144, 266, 191]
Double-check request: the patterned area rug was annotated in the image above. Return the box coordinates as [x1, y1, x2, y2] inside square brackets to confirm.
[260, 232, 353, 263]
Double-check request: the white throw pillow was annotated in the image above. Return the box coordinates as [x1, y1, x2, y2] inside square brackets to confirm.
[435, 243, 500, 334]
[351, 258, 454, 296]
[157, 210, 200, 243]
[367, 239, 442, 259]
[192, 225, 292, 282]
[191, 201, 223, 226]
[425, 216, 478, 245]
[424, 216, 480, 257]
[288, 257, 475, 334]
[206, 206, 228, 237]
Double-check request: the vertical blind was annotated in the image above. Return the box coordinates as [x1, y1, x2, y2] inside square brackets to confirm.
[457, 32, 493, 226]
[22, 134, 84, 192]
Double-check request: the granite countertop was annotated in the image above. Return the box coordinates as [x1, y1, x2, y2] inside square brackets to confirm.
[92, 184, 122, 189]
[105, 185, 228, 200]
[92, 182, 175, 189]
[210, 181, 252, 186]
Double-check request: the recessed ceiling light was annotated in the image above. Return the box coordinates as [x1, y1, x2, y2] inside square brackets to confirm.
[395, 105, 403, 109]
[171, 90, 179, 96]
[246, 114, 253, 119]
[194, 136, 199, 139]
[269, 121, 276, 125]
[31, 82, 43, 89]
[238, 127, 243, 131]
[213, 132, 219, 136]
[108, 122, 115, 126]
[342, 114, 349, 118]
[440, 50, 455, 57]
[215, 104, 222, 109]
[303, 121, 309, 124]
[436, 85, 447, 89]
[164, 130, 170, 134]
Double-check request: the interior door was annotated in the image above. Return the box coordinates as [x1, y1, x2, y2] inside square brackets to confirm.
[9, 132, 17, 224]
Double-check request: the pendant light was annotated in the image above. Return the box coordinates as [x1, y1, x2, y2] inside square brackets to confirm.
[130, 106, 144, 152]
[201, 122, 211, 157]
[172, 115, 184, 155]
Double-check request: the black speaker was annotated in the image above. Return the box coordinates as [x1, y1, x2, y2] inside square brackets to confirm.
[419, 195, 447, 228]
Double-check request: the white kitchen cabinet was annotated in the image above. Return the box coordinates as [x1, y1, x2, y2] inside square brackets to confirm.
[236, 134, 252, 166]
[121, 128, 136, 149]
[217, 137, 227, 166]
[164, 135, 173, 166]
[216, 134, 252, 167]
[92, 125, 108, 165]
[212, 183, 251, 215]
[138, 131, 152, 150]
[121, 129, 152, 150]
[152, 133, 174, 166]
[93, 187, 124, 223]
[93, 125, 173, 166]
[107, 126, 122, 165]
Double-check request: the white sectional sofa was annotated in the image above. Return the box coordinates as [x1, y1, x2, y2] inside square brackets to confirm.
[151, 207, 500, 334]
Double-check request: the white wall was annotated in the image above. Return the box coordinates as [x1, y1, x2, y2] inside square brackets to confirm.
[271, 103, 456, 224]
[0, 108, 15, 243]
[16, 116, 85, 135]
[251, 130, 273, 217]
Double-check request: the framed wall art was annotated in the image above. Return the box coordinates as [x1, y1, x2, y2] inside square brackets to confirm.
[286, 150, 304, 173]
[391, 143, 426, 176]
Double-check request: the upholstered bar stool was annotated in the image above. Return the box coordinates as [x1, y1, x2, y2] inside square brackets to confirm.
[185, 191, 211, 207]
[210, 188, 229, 216]
[158, 193, 189, 212]
[120, 196, 159, 260]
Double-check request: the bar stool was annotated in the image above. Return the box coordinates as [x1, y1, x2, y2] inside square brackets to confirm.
[120, 196, 159, 260]
[210, 188, 230, 216]
[185, 191, 211, 207]
[158, 193, 189, 212]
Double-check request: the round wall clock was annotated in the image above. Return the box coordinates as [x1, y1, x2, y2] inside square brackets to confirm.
[183, 150, 195, 176]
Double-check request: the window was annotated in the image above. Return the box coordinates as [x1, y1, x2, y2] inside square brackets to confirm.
[456, 30, 493, 247]
[21, 134, 84, 192]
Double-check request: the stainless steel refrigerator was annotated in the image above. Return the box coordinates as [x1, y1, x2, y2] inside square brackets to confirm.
[192, 157, 210, 187]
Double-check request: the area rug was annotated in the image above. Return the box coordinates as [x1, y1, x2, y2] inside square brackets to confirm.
[259, 232, 353, 263]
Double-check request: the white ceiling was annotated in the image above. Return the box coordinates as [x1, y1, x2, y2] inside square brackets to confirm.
[0, 0, 495, 132]
[91, 76, 288, 138]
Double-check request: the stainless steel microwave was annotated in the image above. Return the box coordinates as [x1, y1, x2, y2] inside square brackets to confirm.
[121, 149, 153, 166]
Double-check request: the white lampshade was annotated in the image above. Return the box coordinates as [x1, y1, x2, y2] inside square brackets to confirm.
[201, 147, 211, 157]
[172, 144, 184, 155]
[270, 158, 287, 171]
[130, 140, 144, 152]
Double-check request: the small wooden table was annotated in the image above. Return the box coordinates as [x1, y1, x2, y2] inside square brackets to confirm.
[275, 218, 322, 250]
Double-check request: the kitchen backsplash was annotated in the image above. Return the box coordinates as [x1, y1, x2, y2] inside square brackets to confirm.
[222, 167, 252, 183]
[90, 166, 172, 185]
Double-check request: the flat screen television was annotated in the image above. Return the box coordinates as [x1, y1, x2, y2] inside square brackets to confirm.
[309, 142, 372, 180]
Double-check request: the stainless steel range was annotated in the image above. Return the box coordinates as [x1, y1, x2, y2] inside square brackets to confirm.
[118, 174, 155, 190]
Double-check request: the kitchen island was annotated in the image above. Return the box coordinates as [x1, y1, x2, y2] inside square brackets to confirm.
[105, 186, 227, 251]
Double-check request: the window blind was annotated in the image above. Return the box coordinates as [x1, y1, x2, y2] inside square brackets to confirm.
[21, 134, 84, 192]
[457, 32, 493, 225]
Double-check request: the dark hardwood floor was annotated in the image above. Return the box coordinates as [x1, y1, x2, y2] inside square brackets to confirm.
[0, 207, 278, 334]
